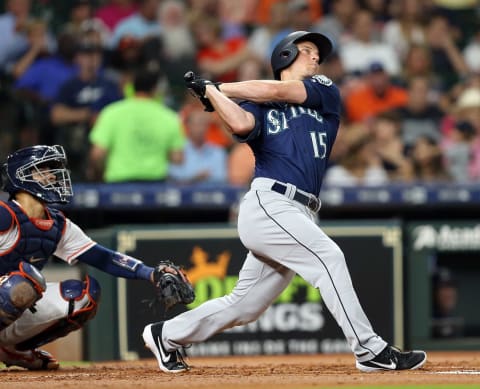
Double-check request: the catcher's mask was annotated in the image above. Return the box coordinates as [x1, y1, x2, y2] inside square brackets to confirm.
[270, 30, 333, 80]
[1, 145, 73, 204]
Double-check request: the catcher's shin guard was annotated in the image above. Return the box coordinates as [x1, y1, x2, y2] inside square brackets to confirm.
[16, 275, 101, 351]
[0, 262, 46, 331]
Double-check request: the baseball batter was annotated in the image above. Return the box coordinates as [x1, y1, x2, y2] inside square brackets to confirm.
[143, 31, 427, 373]
[0, 145, 187, 370]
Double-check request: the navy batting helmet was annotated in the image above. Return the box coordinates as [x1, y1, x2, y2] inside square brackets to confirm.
[271, 31, 333, 80]
[1, 145, 73, 204]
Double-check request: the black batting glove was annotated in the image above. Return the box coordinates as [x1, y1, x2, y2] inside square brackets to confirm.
[184, 71, 220, 112]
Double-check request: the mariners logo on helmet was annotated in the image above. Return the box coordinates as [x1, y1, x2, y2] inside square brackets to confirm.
[271, 31, 333, 80]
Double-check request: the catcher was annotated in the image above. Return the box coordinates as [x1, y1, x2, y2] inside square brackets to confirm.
[0, 145, 194, 370]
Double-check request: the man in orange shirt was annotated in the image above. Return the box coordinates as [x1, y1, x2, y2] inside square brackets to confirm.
[344, 62, 408, 123]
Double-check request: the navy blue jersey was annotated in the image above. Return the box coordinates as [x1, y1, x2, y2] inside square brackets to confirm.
[54, 75, 122, 113]
[236, 75, 341, 196]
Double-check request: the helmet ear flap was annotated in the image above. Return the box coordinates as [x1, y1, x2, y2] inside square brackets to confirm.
[280, 48, 293, 59]
[272, 44, 299, 80]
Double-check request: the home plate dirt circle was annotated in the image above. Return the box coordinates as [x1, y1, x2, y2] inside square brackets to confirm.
[1, 351, 479, 389]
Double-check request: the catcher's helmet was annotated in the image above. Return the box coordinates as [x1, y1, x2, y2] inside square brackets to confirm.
[1, 145, 73, 204]
[271, 31, 333, 80]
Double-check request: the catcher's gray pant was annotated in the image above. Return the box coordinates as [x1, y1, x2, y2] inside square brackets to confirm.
[0, 281, 95, 347]
[163, 178, 387, 362]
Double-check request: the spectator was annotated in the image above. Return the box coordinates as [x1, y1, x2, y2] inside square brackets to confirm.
[95, 0, 138, 34]
[237, 57, 267, 83]
[61, 0, 94, 36]
[254, 0, 322, 26]
[61, 1, 111, 47]
[401, 44, 432, 83]
[324, 119, 351, 167]
[179, 93, 232, 148]
[339, 8, 401, 76]
[370, 111, 413, 182]
[400, 44, 441, 91]
[359, 0, 391, 25]
[320, 51, 357, 103]
[401, 44, 451, 112]
[324, 127, 390, 186]
[104, 35, 143, 93]
[312, 0, 358, 46]
[432, 0, 479, 48]
[424, 12, 470, 91]
[442, 121, 476, 183]
[463, 30, 480, 74]
[158, 0, 197, 109]
[12, 31, 79, 145]
[158, 0, 195, 62]
[408, 135, 450, 182]
[0, 8, 55, 159]
[344, 61, 408, 123]
[0, 0, 54, 74]
[452, 87, 480, 133]
[190, 13, 252, 83]
[13, 31, 78, 105]
[217, 0, 258, 40]
[287, 0, 319, 32]
[88, 68, 185, 183]
[10, 19, 50, 80]
[431, 267, 464, 338]
[168, 108, 227, 184]
[227, 142, 255, 186]
[449, 87, 480, 180]
[110, 0, 161, 49]
[187, 0, 219, 18]
[247, 1, 291, 74]
[50, 39, 123, 181]
[381, 0, 426, 62]
[394, 75, 445, 150]
[105, 35, 170, 102]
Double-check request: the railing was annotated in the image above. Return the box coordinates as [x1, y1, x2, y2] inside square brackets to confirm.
[55, 182, 480, 210]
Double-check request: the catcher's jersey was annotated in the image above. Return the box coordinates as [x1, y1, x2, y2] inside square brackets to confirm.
[238, 75, 340, 197]
[0, 200, 95, 273]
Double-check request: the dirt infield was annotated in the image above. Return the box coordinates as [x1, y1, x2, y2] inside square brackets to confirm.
[1, 351, 480, 388]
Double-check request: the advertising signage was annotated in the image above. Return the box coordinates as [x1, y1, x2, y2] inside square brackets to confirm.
[114, 223, 402, 359]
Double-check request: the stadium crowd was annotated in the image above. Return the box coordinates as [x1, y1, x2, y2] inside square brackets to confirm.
[0, 0, 479, 186]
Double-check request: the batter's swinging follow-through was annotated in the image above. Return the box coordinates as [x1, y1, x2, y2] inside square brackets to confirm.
[143, 30, 427, 373]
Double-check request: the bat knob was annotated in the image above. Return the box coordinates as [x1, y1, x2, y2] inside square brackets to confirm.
[184, 71, 195, 82]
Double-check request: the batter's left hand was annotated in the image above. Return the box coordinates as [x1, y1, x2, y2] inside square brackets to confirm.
[183, 71, 219, 112]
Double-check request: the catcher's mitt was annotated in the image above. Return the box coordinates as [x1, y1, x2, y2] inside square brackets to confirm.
[152, 260, 195, 311]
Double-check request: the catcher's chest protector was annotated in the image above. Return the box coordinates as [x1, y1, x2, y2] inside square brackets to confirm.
[0, 201, 66, 274]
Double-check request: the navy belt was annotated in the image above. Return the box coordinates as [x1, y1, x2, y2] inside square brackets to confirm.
[271, 182, 320, 212]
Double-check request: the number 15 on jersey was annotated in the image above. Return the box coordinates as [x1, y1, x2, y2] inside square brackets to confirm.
[310, 131, 327, 159]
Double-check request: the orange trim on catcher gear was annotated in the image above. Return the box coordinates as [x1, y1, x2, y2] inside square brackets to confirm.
[69, 275, 98, 319]
[0, 201, 21, 255]
[9, 262, 46, 295]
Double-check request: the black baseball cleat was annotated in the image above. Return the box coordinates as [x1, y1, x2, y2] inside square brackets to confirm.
[356, 345, 427, 372]
[142, 322, 189, 373]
